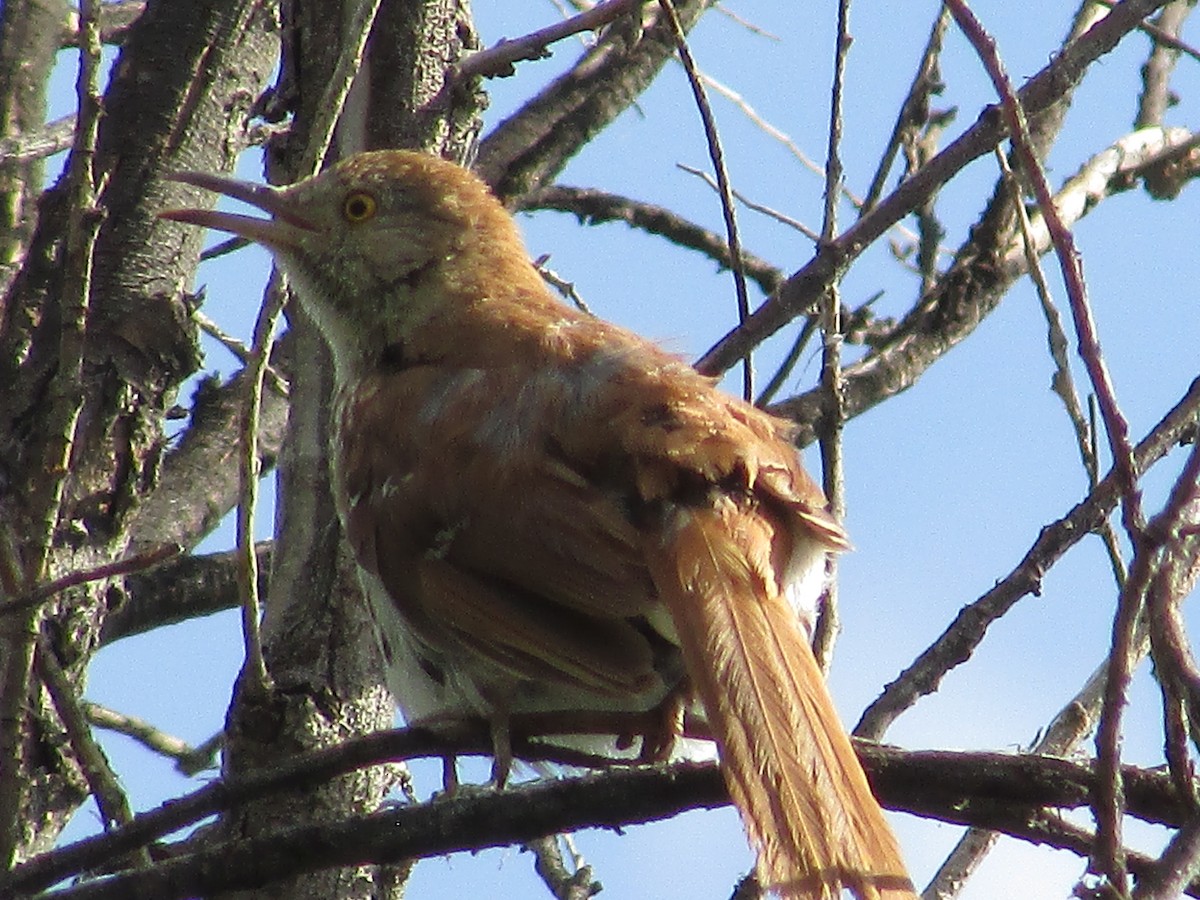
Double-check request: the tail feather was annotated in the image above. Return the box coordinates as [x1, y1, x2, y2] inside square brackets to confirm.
[647, 500, 914, 900]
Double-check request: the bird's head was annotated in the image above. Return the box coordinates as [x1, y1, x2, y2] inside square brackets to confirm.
[161, 150, 520, 371]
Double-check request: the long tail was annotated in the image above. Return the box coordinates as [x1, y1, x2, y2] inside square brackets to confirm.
[646, 500, 915, 900]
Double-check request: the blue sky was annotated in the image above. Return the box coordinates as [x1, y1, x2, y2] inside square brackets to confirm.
[58, 4, 1200, 898]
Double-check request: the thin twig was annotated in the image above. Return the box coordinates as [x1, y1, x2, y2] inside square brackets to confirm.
[676, 163, 820, 242]
[855, 375, 1200, 741]
[1138, 452, 1200, 899]
[0, 542, 182, 619]
[229, 0, 385, 694]
[862, 7, 951, 215]
[525, 835, 600, 900]
[235, 275, 285, 696]
[85, 702, 221, 773]
[906, 109, 954, 296]
[37, 638, 148, 868]
[1143, 442, 1200, 792]
[946, 0, 1143, 536]
[995, 146, 1126, 588]
[922, 828, 999, 900]
[755, 294, 884, 408]
[1135, 1, 1197, 128]
[1150, 561, 1200, 807]
[713, 4, 780, 41]
[812, 0, 852, 673]
[521, 184, 785, 295]
[176, 731, 225, 777]
[193, 310, 289, 397]
[696, 73, 838, 197]
[198, 234, 249, 262]
[460, 0, 639, 78]
[533, 254, 593, 314]
[0, 114, 76, 164]
[697, 71, 933, 253]
[1095, 0, 1200, 64]
[755, 316, 819, 407]
[659, 0, 752, 400]
[936, 14, 1153, 886]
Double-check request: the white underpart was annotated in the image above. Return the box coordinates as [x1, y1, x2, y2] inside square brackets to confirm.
[358, 569, 469, 726]
[783, 532, 828, 643]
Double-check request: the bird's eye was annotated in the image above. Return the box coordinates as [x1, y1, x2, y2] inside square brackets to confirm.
[342, 191, 378, 223]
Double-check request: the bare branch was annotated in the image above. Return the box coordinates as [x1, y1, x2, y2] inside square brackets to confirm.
[60, 1, 146, 48]
[37, 637, 144, 859]
[696, 0, 1173, 377]
[460, 0, 640, 78]
[768, 124, 1198, 447]
[12, 739, 1199, 900]
[476, 0, 709, 202]
[1135, 1, 1197, 127]
[101, 543, 270, 645]
[128, 369, 290, 553]
[856, 375, 1200, 740]
[811, 0, 852, 673]
[677, 162, 820, 242]
[522, 183, 785, 295]
[861, 7, 951, 215]
[0, 114, 75, 164]
[85, 702, 222, 775]
[1, 542, 181, 619]
[658, 0, 752, 400]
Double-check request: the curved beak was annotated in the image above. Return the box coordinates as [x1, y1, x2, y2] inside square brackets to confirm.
[159, 171, 316, 249]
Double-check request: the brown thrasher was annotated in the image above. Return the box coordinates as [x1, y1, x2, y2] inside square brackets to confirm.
[162, 150, 915, 899]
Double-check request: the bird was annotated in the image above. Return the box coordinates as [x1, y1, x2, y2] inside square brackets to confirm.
[161, 149, 915, 899]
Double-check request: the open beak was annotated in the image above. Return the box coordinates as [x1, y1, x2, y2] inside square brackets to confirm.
[159, 171, 316, 249]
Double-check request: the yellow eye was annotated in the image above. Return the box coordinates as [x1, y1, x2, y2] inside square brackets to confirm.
[342, 191, 377, 223]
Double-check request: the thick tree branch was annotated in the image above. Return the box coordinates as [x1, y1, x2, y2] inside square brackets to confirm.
[0, 0, 64, 297]
[11, 738, 1197, 899]
[0, 0, 278, 863]
[128, 367, 289, 552]
[101, 543, 271, 645]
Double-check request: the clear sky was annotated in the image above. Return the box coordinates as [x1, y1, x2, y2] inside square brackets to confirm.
[61, 4, 1200, 898]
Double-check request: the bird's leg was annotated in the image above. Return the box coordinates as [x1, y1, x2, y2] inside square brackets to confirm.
[401, 708, 486, 794]
[441, 754, 460, 794]
[488, 709, 514, 788]
[681, 705, 714, 741]
[636, 684, 688, 763]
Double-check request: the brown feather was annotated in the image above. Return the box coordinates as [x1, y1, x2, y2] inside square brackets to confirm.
[646, 499, 913, 898]
[164, 149, 916, 898]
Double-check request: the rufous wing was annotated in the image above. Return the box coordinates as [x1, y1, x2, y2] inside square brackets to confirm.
[335, 308, 914, 897]
[335, 364, 676, 711]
